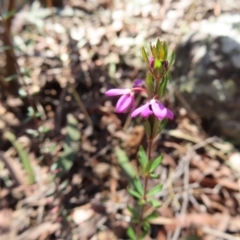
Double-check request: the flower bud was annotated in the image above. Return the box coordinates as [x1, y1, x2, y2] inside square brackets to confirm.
[149, 57, 155, 68]
[163, 60, 168, 70]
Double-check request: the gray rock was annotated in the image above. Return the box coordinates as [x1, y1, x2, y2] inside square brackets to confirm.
[173, 14, 240, 141]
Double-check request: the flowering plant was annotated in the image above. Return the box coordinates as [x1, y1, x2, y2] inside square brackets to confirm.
[106, 39, 175, 239]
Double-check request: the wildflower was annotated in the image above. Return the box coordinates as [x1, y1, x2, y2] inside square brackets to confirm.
[149, 57, 154, 68]
[131, 98, 174, 120]
[105, 88, 134, 113]
[133, 79, 145, 88]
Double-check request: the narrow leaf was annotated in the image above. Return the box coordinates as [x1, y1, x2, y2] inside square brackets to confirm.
[138, 146, 148, 170]
[160, 119, 168, 131]
[133, 178, 144, 195]
[150, 43, 157, 58]
[5, 74, 18, 82]
[142, 221, 151, 230]
[147, 184, 163, 197]
[149, 155, 163, 173]
[150, 173, 159, 179]
[158, 73, 168, 98]
[144, 212, 159, 222]
[128, 188, 142, 199]
[127, 206, 137, 217]
[149, 199, 162, 208]
[140, 224, 150, 239]
[143, 120, 151, 138]
[127, 227, 137, 240]
[57, 114, 81, 176]
[169, 50, 175, 67]
[146, 72, 154, 98]
[159, 46, 165, 60]
[115, 147, 136, 178]
[163, 41, 168, 60]
[151, 118, 160, 139]
[141, 47, 149, 67]
[5, 132, 35, 184]
[156, 39, 161, 55]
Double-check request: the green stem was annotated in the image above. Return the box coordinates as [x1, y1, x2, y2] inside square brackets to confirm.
[136, 137, 153, 239]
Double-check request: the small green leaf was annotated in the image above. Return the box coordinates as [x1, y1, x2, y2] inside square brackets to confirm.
[143, 120, 151, 138]
[128, 188, 142, 199]
[149, 199, 162, 208]
[5, 132, 35, 184]
[115, 147, 136, 178]
[160, 119, 168, 131]
[158, 74, 168, 98]
[141, 47, 149, 66]
[67, 114, 80, 141]
[163, 41, 168, 60]
[159, 46, 165, 60]
[5, 74, 18, 82]
[156, 39, 161, 55]
[149, 155, 163, 173]
[26, 129, 39, 137]
[139, 223, 150, 239]
[144, 212, 159, 222]
[150, 173, 159, 179]
[127, 206, 137, 217]
[152, 118, 160, 139]
[57, 114, 81, 176]
[138, 146, 148, 170]
[142, 221, 151, 231]
[169, 50, 175, 67]
[146, 72, 154, 98]
[150, 43, 157, 58]
[147, 184, 163, 197]
[133, 178, 144, 195]
[127, 227, 137, 240]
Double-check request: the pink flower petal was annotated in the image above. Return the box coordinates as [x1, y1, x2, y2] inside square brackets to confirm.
[141, 106, 152, 118]
[166, 109, 174, 120]
[105, 88, 130, 96]
[131, 102, 150, 118]
[151, 101, 167, 119]
[116, 94, 133, 112]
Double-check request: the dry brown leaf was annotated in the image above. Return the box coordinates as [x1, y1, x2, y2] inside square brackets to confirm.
[124, 125, 144, 148]
[0, 209, 11, 231]
[16, 222, 60, 240]
[217, 178, 239, 191]
[91, 230, 118, 240]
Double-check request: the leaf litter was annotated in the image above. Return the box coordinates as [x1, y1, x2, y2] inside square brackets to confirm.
[0, 0, 240, 239]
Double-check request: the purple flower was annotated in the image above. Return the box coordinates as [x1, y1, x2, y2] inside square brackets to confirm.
[133, 79, 145, 88]
[149, 57, 154, 68]
[131, 99, 174, 120]
[105, 88, 134, 113]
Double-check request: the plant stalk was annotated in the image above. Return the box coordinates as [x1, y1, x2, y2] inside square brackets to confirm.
[136, 137, 153, 239]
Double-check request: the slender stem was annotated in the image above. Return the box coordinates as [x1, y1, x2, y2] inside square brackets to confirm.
[136, 137, 153, 239]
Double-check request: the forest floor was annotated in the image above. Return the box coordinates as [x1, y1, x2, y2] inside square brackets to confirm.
[0, 0, 240, 239]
